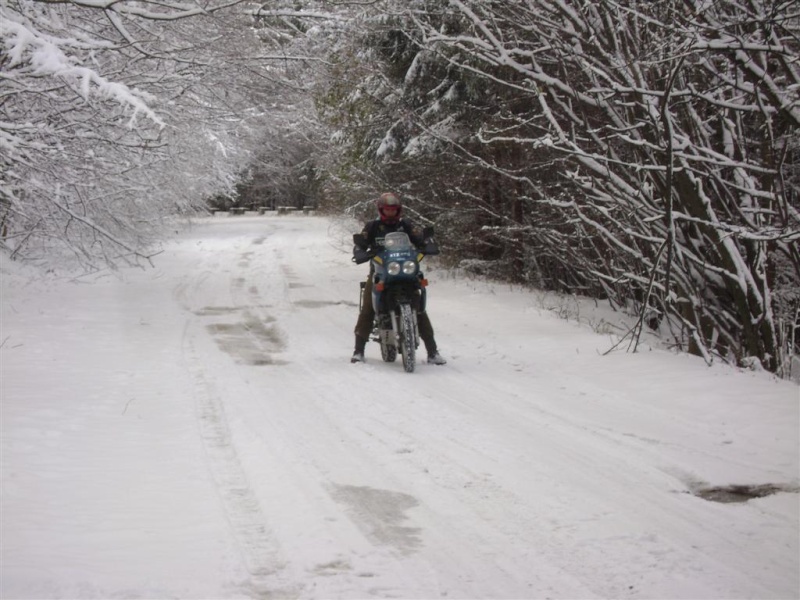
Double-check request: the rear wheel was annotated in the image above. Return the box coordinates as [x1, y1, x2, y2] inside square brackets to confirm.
[377, 316, 396, 362]
[381, 339, 397, 362]
[398, 303, 416, 373]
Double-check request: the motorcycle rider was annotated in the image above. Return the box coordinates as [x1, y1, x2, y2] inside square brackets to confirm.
[351, 192, 447, 365]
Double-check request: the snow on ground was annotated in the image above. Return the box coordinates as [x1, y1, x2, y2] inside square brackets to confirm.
[2, 214, 798, 600]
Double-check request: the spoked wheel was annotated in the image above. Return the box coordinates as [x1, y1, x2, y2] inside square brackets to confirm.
[398, 303, 416, 373]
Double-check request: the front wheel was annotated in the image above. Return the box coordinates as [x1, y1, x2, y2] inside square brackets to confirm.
[398, 303, 416, 373]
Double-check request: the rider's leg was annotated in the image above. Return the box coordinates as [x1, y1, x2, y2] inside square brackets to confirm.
[418, 310, 436, 354]
[353, 276, 374, 358]
[418, 311, 445, 364]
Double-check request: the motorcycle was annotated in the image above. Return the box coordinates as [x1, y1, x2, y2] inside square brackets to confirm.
[352, 227, 438, 373]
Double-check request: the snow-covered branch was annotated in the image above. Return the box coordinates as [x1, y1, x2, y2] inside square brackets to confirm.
[313, 0, 800, 375]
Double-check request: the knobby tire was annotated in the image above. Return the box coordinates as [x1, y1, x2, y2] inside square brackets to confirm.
[398, 303, 416, 373]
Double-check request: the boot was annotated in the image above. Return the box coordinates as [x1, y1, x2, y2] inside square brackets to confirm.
[427, 352, 447, 365]
[351, 335, 367, 363]
[425, 341, 447, 365]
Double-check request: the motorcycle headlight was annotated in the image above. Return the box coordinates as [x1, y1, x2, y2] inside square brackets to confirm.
[387, 261, 401, 275]
[402, 260, 417, 275]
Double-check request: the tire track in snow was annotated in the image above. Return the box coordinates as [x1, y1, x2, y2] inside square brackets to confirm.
[175, 263, 301, 599]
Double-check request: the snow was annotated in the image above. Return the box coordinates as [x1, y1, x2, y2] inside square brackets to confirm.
[2, 214, 798, 600]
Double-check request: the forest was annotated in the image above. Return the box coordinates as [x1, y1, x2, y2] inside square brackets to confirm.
[2, 0, 798, 376]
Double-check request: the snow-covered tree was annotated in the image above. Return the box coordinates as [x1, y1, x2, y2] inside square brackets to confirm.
[0, 0, 317, 269]
[314, 0, 800, 375]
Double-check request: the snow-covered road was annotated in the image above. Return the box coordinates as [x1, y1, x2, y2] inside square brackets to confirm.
[2, 215, 798, 599]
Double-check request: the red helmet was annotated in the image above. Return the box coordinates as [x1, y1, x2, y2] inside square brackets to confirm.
[377, 192, 402, 223]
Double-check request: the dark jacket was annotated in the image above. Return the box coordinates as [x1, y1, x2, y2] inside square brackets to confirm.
[356, 218, 426, 251]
